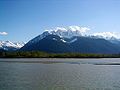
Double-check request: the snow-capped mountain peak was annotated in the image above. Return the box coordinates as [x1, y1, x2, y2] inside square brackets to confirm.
[0, 41, 25, 51]
[48, 26, 90, 38]
[28, 26, 90, 44]
[91, 32, 120, 40]
[27, 25, 120, 46]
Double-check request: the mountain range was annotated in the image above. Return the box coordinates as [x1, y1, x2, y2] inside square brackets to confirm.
[1, 26, 120, 54]
[20, 27, 120, 54]
[0, 41, 25, 51]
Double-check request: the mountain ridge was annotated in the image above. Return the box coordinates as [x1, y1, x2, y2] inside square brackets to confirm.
[21, 34, 120, 54]
[2, 26, 120, 53]
[0, 40, 25, 51]
[27, 26, 120, 46]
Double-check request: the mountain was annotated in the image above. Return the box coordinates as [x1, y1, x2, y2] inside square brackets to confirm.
[28, 26, 90, 45]
[27, 26, 120, 45]
[0, 48, 6, 52]
[21, 31, 120, 54]
[21, 35, 72, 53]
[91, 32, 120, 45]
[0, 41, 25, 51]
[20, 26, 120, 54]
[70, 36, 120, 54]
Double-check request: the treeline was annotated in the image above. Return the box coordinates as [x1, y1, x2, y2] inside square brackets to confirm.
[0, 51, 120, 58]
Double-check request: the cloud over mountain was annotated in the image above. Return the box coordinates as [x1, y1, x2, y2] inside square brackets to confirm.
[45, 26, 90, 38]
[92, 32, 120, 39]
[44, 26, 120, 40]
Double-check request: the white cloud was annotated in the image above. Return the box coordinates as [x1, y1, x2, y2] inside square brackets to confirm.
[49, 26, 90, 33]
[43, 26, 120, 39]
[44, 26, 90, 38]
[55, 27, 67, 31]
[0, 32, 8, 35]
[92, 32, 120, 39]
[69, 26, 90, 32]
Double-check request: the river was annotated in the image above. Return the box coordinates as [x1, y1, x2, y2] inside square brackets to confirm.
[0, 58, 120, 90]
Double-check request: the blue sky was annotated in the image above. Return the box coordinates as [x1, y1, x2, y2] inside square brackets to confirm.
[0, 0, 120, 42]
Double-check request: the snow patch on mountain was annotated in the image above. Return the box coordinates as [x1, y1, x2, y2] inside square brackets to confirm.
[52, 38, 57, 41]
[60, 39, 67, 43]
[69, 38, 77, 43]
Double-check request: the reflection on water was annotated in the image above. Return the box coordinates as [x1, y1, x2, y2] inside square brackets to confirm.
[0, 58, 120, 90]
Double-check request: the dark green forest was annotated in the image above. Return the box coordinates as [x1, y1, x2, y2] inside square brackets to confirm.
[0, 51, 120, 58]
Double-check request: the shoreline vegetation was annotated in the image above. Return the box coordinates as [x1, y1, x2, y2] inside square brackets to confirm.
[0, 51, 120, 58]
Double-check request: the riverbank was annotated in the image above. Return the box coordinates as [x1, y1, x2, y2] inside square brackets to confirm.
[1, 51, 120, 58]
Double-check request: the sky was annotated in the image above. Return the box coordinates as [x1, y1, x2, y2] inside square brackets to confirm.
[0, 0, 120, 42]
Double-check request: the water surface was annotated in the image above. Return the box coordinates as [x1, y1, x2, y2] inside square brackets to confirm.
[0, 58, 120, 90]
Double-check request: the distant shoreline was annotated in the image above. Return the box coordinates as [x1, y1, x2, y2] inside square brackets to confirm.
[0, 56, 120, 58]
[1, 58, 120, 66]
[1, 51, 120, 58]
